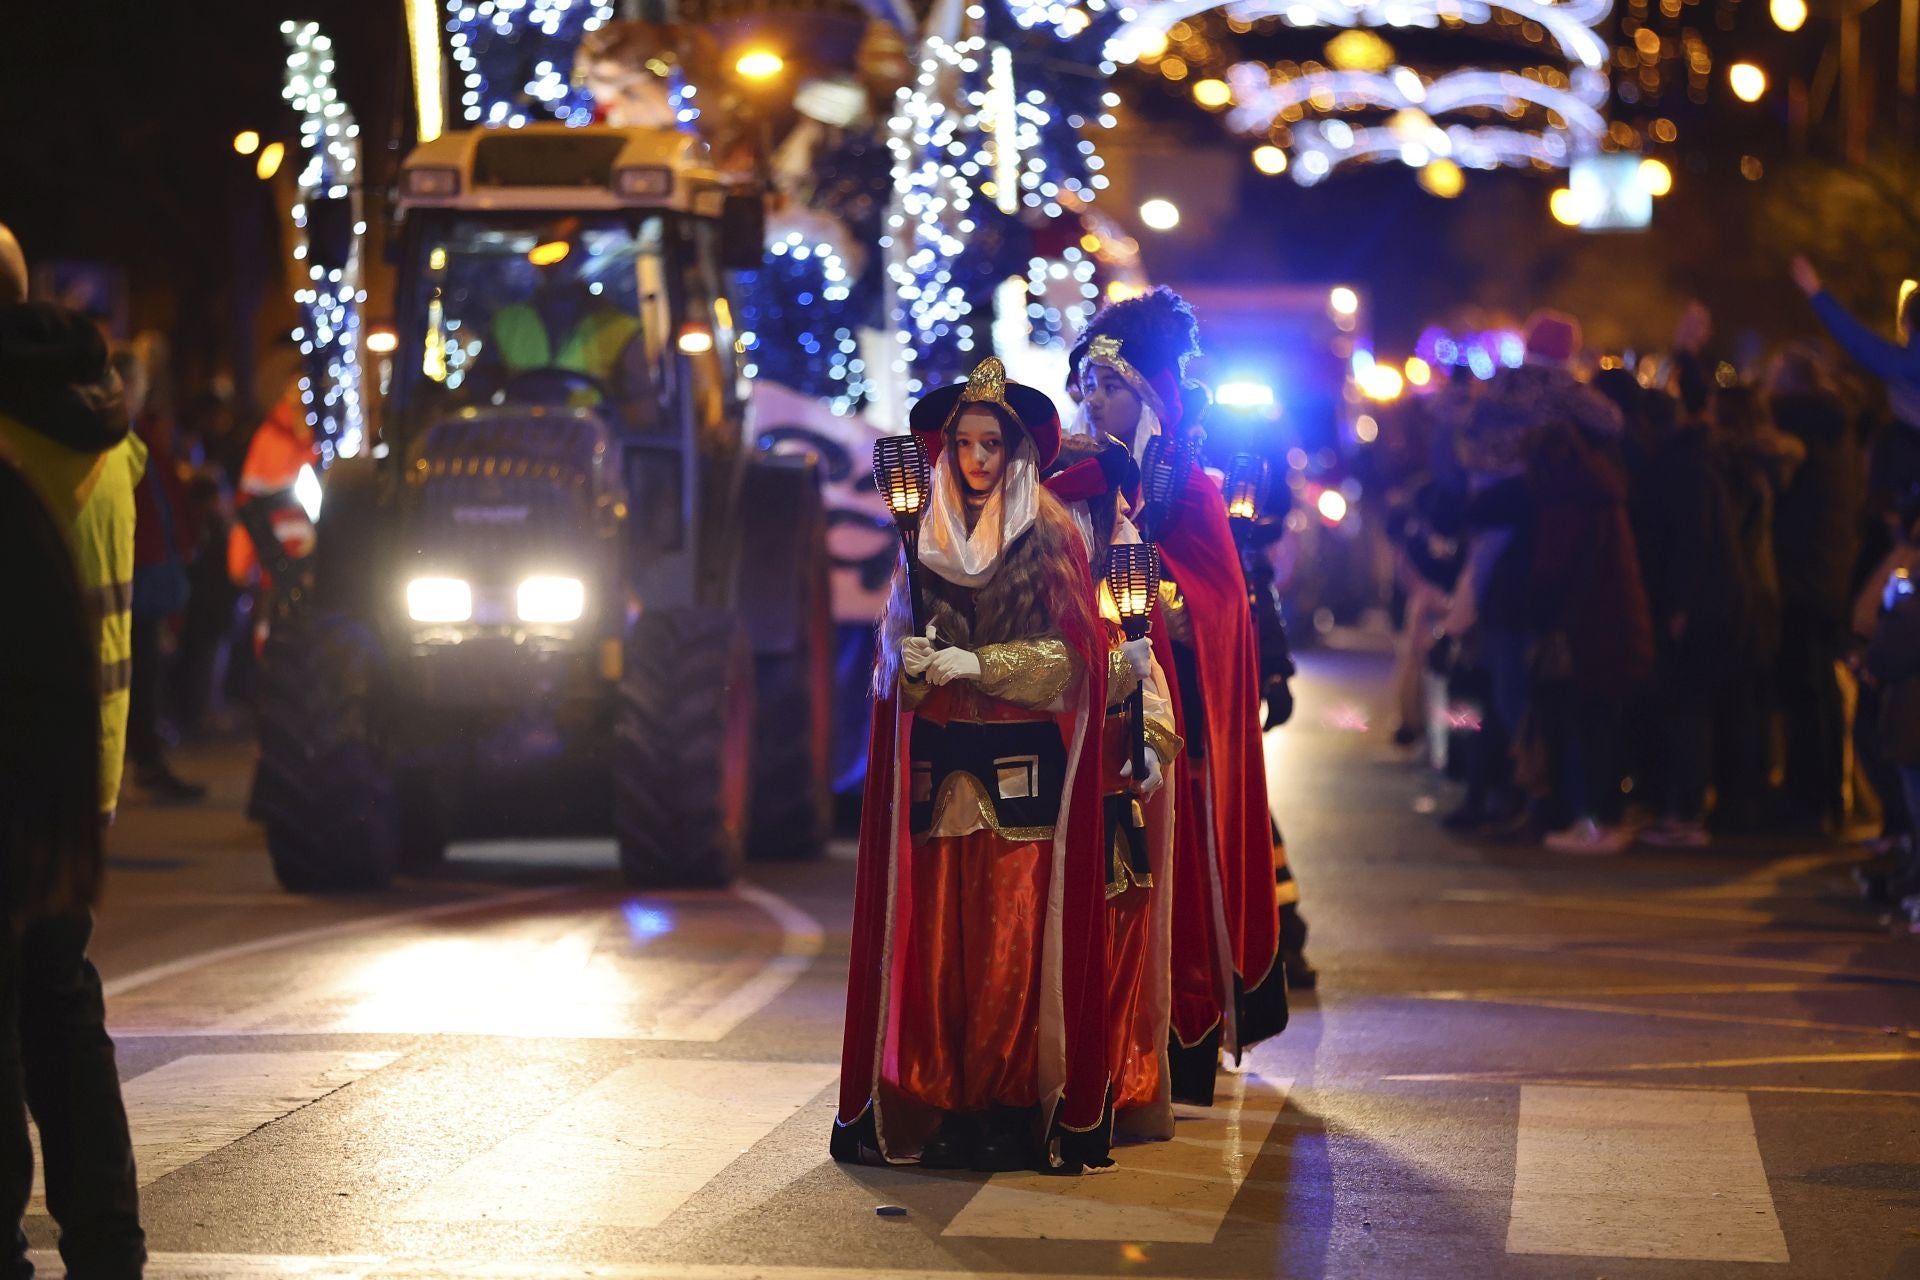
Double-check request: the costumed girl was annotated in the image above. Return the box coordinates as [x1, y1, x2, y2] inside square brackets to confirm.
[1077, 287, 1294, 1104]
[832, 357, 1114, 1174]
[1045, 431, 1184, 1143]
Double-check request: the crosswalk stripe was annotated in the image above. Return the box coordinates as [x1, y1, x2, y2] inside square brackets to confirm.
[1506, 1085, 1790, 1263]
[33, 1051, 397, 1212]
[398, 1058, 837, 1228]
[942, 1072, 1294, 1243]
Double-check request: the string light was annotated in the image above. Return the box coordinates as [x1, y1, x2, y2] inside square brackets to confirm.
[1110, 0, 1614, 185]
[280, 20, 366, 464]
[445, 0, 616, 128]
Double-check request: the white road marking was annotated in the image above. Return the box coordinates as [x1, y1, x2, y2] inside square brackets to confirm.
[398, 1057, 836, 1228]
[1506, 1085, 1790, 1263]
[32, 1051, 397, 1212]
[942, 1072, 1294, 1243]
[672, 882, 825, 1042]
[101, 889, 578, 998]
[104, 882, 820, 1043]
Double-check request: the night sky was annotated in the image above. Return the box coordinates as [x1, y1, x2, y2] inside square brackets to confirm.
[0, 0, 1890, 388]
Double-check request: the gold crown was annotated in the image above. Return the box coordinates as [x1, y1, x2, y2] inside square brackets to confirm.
[958, 356, 1008, 406]
[1087, 336, 1124, 361]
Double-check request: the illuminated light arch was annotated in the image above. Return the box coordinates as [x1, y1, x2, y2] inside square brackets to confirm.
[1110, 0, 1614, 182]
[1288, 119, 1571, 183]
[1222, 63, 1607, 181]
[1109, 0, 1613, 71]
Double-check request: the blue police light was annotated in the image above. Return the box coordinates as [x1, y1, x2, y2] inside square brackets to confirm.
[1216, 380, 1277, 409]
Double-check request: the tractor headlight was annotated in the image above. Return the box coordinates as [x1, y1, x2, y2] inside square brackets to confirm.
[517, 575, 585, 624]
[407, 577, 473, 623]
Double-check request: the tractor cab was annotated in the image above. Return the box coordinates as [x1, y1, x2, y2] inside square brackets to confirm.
[248, 124, 830, 894]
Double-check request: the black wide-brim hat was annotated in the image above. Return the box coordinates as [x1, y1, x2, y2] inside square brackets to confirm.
[908, 357, 1062, 471]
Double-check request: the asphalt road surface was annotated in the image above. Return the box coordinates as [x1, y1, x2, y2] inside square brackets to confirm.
[37, 647, 1920, 1279]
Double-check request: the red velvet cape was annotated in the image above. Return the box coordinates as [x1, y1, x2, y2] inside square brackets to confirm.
[1155, 465, 1285, 1055]
[834, 538, 1112, 1158]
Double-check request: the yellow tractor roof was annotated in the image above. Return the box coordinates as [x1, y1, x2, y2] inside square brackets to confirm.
[398, 124, 729, 216]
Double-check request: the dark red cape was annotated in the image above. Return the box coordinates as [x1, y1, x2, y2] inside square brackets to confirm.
[834, 541, 1112, 1159]
[1156, 465, 1285, 1056]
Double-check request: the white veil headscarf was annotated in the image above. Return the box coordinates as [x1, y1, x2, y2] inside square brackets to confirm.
[917, 413, 1040, 590]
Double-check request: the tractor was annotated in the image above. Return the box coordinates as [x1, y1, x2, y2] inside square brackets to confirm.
[248, 123, 833, 890]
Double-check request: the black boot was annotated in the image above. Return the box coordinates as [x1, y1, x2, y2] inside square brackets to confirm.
[918, 1111, 975, 1170]
[1167, 1025, 1223, 1107]
[972, 1104, 1037, 1173]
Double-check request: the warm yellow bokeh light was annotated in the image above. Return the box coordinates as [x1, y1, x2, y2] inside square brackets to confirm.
[1549, 187, 1584, 226]
[1140, 198, 1181, 231]
[1640, 157, 1674, 197]
[233, 130, 261, 156]
[1405, 357, 1432, 387]
[1329, 286, 1360, 316]
[255, 142, 286, 181]
[1770, 0, 1807, 31]
[1419, 159, 1465, 198]
[735, 50, 785, 80]
[1729, 62, 1768, 102]
[1193, 78, 1232, 109]
[1253, 145, 1288, 175]
[1359, 364, 1405, 402]
[528, 240, 571, 267]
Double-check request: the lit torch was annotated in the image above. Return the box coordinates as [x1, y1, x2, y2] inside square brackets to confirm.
[1105, 541, 1162, 787]
[1138, 433, 1194, 542]
[873, 434, 932, 632]
[1226, 451, 1268, 550]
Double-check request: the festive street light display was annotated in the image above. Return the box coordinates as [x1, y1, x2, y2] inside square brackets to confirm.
[1106, 0, 1617, 187]
[445, 0, 616, 128]
[281, 20, 367, 465]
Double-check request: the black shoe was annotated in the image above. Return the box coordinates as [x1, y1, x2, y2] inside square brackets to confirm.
[136, 764, 208, 804]
[1284, 948, 1318, 991]
[972, 1106, 1035, 1174]
[918, 1113, 974, 1170]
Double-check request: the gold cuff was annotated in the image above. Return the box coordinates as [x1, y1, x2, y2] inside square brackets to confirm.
[1144, 718, 1184, 766]
[977, 638, 1076, 709]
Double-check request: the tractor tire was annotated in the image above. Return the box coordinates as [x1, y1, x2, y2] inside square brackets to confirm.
[614, 609, 755, 887]
[738, 459, 833, 861]
[250, 611, 400, 892]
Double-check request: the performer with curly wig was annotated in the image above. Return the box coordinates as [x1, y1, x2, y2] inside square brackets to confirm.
[1046, 431, 1185, 1144]
[833, 358, 1114, 1174]
[1079, 287, 1297, 1105]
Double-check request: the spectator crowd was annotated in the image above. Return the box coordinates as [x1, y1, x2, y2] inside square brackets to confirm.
[1384, 262, 1920, 929]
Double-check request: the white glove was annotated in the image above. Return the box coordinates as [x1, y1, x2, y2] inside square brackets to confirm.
[1120, 748, 1165, 798]
[901, 622, 937, 677]
[1122, 637, 1152, 679]
[925, 647, 982, 686]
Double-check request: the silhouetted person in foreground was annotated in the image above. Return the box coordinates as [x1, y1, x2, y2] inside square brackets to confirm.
[0, 221, 147, 1279]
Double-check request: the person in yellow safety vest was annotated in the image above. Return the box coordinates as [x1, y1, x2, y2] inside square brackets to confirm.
[0, 225, 145, 822]
[488, 250, 641, 389]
